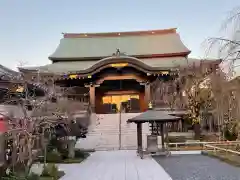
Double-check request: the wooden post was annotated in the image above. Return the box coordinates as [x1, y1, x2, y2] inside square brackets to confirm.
[89, 86, 95, 112]
[145, 83, 151, 106]
[160, 123, 165, 150]
[137, 123, 143, 158]
[165, 123, 169, 143]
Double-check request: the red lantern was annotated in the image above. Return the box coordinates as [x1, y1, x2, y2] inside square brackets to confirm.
[0, 115, 7, 132]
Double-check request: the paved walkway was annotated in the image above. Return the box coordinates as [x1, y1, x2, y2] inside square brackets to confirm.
[59, 150, 172, 180]
[154, 154, 240, 180]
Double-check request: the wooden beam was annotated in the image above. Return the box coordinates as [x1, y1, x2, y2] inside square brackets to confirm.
[103, 90, 139, 95]
[96, 74, 146, 85]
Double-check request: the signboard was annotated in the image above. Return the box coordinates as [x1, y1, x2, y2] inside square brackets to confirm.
[110, 63, 128, 68]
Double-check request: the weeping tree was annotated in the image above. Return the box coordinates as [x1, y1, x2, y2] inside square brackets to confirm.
[0, 76, 62, 176]
[206, 7, 240, 140]
[180, 62, 217, 139]
[150, 61, 221, 139]
[150, 76, 183, 110]
[0, 70, 91, 177]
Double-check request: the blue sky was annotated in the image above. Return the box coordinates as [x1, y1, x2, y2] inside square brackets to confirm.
[0, 0, 239, 70]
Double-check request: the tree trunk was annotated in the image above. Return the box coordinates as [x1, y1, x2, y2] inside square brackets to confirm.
[236, 95, 240, 140]
[194, 123, 201, 140]
[68, 140, 76, 159]
[25, 137, 34, 175]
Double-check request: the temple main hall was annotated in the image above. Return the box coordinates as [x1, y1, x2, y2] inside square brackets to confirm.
[19, 28, 218, 114]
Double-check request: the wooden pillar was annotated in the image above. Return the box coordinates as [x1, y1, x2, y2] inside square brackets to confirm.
[145, 83, 151, 106]
[165, 123, 169, 142]
[89, 86, 95, 112]
[209, 116, 213, 132]
[137, 123, 143, 156]
[160, 123, 165, 150]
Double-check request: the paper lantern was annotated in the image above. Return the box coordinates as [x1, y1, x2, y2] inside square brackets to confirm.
[69, 74, 78, 79]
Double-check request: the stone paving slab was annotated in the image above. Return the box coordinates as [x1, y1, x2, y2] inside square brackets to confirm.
[59, 150, 172, 180]
[154, 154, 240, 180]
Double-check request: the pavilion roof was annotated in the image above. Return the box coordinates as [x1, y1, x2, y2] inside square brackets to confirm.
[0, 64, 20, 81]
[127, 109, 181, 123]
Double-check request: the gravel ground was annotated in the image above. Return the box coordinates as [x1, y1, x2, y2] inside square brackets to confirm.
[153, 154, 240, 180]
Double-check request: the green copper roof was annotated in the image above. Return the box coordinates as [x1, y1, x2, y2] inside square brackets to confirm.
[49, 33, 190, 60]
[19, 57, 220, 75]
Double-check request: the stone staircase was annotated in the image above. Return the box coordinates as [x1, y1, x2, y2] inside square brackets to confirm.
[76, 113, 151, 151]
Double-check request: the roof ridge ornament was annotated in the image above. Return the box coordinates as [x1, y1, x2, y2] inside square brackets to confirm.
[112, 49, 127, 57]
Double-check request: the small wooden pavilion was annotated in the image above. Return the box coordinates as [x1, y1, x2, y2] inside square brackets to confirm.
[127, 108, 181, 158]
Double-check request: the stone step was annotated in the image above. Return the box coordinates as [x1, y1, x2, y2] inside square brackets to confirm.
[89, 130, 149, 134]
[77, 113, 149, 150]
[87, 132, 149, 136]
[89, 128, 149, 132]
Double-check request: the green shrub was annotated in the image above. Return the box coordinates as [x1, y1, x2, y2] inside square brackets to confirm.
[75, 149, 87, 158]
[62, 158, 83, 164]
[46, 149, 62, 163]
[165, 136, 186, 143]
[48, 164, 58, 179]
[41, 164, 58, 178]
[26, 173, 40, 180]
[235, 144, 240, 151]
[41, 165, 50, 177]
[59, 148, 68, 159]
[223, 127, 238, 141]
[57, 171, 65, 179]
[198, 135, 205, 141]
[165, 136, 187, 147]
[47, 138, 61, 152]
[61, 149, 89, 160]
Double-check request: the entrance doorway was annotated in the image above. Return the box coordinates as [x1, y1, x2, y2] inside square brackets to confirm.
[102, 94, 140, 113]
[95, 79, 144, 114]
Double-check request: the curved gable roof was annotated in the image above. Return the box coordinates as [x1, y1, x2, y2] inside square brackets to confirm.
[19, 56, 189, 75]
[19, 57, 221, 78]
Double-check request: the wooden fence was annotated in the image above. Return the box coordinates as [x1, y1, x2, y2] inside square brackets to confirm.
[166, 141, 240, 151]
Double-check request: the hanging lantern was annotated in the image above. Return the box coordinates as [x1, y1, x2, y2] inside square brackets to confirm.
[148, 102, 153, 110]
[161, 71, 169, 75]
[69, 74, 78, 79]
